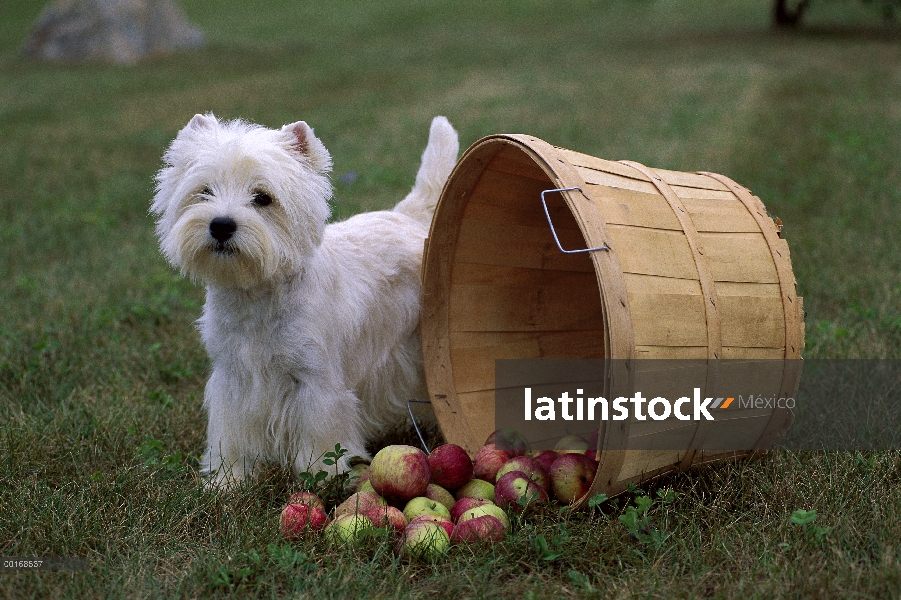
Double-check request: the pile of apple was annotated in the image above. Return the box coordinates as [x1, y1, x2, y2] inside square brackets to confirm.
[279, 429, 599, 561]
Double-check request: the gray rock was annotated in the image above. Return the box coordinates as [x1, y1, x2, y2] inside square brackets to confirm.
[23, 0, 204, 64]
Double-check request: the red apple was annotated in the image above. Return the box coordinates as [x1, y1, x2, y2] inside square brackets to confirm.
[532, 450, 559, 473]
[364, 505, 407, 533]
[287, 491, 326, 512]
[450, 497, 493, 523]
[454, 478, 495, 503]
[485, 428, 531, 456]
[450, 514, 506, 544]
[585, 449, 597, 462]
[279, 502, 330, 540]
[409, 514, 455, 538]
[395, 521, 450, 561]
[334, 491, 386, 517]
[427, 444, 473, 489]
[370, 445, 431, 504]
[549, 453, 597, 504]
[424, 483, 455, 511]
[473, 444, 511, 482]
[495, 456, 550, 491]
[494, 470, 549, 510]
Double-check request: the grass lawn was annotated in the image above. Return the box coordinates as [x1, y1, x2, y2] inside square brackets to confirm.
[1, 0, 901, 597]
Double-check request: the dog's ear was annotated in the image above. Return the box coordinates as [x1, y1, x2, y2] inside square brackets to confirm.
[282, 121, 332, 174]
[186, 113, 217, 131]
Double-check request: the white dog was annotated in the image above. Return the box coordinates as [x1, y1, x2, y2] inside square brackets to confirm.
[151, 113, 459, 486]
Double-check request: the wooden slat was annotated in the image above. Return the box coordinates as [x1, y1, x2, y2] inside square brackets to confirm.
[587, 184, 683, 231]
[607, 225, 698, 280]
[681, 196, 761, 233]
[577, 166, 737, 200]
[455, 390, 497, 449]
[701, 232, 779, 283]
[451, 261, 599, 288]
[455, 218, 595, 273]
[449, 330, 605, 393]
[635, 345, 708, 359]
[486, 147, 551, 182]
[558, 147, 730, 191]
[449, 284, 604, 332]
[720, 295, 786, 349]
[618, 449, 687, 482]
[715, 281, 781, 298]
[719, 347, 785, 359]
[622, 272, 702, 295]
[629, 292, 708, 347]
[465, 168, 580, 231]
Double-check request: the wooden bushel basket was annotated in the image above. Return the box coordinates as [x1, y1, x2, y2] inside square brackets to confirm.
[419, 134, 804, 509]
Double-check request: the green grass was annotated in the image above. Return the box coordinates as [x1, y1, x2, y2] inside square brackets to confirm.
[1, 0, 901, 597]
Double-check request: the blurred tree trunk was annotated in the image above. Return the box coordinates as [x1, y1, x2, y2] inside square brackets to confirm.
[22, 0, 203, 64]
[773, 0, 813, 28]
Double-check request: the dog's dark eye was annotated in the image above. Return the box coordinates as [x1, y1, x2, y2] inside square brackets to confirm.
[199, 187, 213, 198]
[252, 192, 273, 207]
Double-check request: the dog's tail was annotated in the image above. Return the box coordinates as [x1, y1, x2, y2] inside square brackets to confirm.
[393, 116, 459, 226]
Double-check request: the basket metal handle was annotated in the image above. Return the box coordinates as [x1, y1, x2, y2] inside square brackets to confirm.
[406, 399, 432, 454]
[541, 187, 610, 254]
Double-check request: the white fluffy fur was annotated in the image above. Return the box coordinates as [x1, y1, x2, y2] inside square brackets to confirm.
[151, 113, 459, 486]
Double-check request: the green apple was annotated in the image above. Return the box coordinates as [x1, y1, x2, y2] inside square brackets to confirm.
[324, 513, 373, 545]
[454, 478, 495, 503]
[394, 521, 450, 561]
[424, 483, 456, 511]
[403, 496, 451, 521]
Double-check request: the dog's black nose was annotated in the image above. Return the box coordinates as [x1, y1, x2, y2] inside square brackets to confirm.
[209, 217, 237, 243]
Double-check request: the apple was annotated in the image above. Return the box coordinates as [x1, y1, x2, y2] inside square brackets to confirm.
[450, 497, 493, 523]
[549, 453, 597, 504]
[286, 491, 326, 512]
[458, 503, 510, 531]
[344, 463, 370, 494]
[473, 444, 511, 482]
[585, 449, 597, 462]
[427, 443, 473, 489]
[324, 513, 373, 545]
[364, 505, 407, 533]
[454, 478, 495, 503]
[485, 428, 531, 456]
[357, 479, 376, 494]
[395, 521, 450, 561]
[279, 502, 330, 540]
[409, 514, 455, 538]
[424, 483, 456, 512]
[369, 445, 431, 504]
[450, 514, 506, 544]
[495, 455, 550, 491]
[554, 434, 589, 454]
[494, 470, 549, 510]
[403, 496, 452, 522]
[334, 491, 386, 517]
[532, 449, 559, 473]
